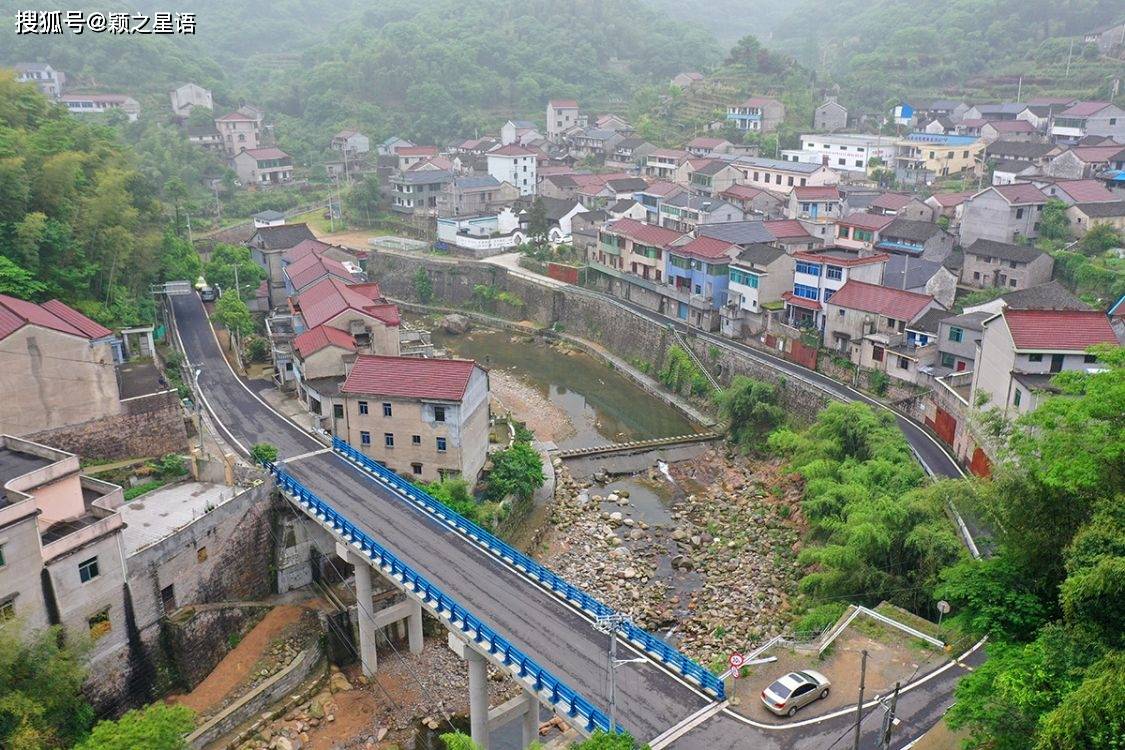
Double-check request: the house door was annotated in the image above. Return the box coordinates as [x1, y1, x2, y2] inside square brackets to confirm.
[955, 360, 967, 372]
[677, 302, 688, 320]
[1050, 354, 1065, 373]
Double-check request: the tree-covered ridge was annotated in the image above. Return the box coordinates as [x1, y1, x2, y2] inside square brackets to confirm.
[0, 73, 172, 325]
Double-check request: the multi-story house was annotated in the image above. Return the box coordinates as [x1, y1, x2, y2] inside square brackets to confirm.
[686, 137, 734, 157]
[835, 212, 894, 251]
[786, 185, 842, 223]
[14, 62, 64, 98]
[875, 217, 955, 262]
[894, 133, 983, 185]
[247, 222, 318, 308]
[665, 235, 743, 328]
[783, 248, 888, 329]
[60, 94, 140, 122]
[635, 181, 685, 223]
[719, 184, 784, 218]
[487, 145, 537, 196]
[646, 148, 690, 180]
[797, 133, 898, 174]
[436, 175, 519, 218]
[959, 183, 1047, 245]
[924, 191, 974, 231]
[215, 106, 263, 156]
[686, 159, 742, 197]
[1045, 145, 1125, 180]
[391, 167, 452, 215]
[546, 99, 580, 142]
[881, 256, 959, 310]
[961, 239, 1055, 291]
[722, 243, 794, 337]
[979, 119, 1040, 143]
[595, 218, 683, 281]
[963, 103, 1026, 121]
[822, 280, 942, 376]
[732, 157, 839, 194]
[331, 130, 370, 158]
[1050, 101, 1125, 142]
[570, 128, 624, 160]
[231, 147, 293, 187]
[813, 97, 848, 131]
[869, 193, 934, 222]
[1067, 201, 1125, 237]
[970, 308, 1118, 416]
[607, 138, 656, 170]
[658, 193, 744, 233]
[933, 311, 990, 372]
[169, 82, 212, 117]
[500, 120, 541, 146]
[341, 355, 489, 483]
[726, 96, 784, 133]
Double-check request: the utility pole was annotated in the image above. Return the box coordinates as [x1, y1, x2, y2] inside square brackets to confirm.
[1065, 39, 1075, 78]
[880, 681, 902, 750]
[852, 649, 868, 750]
[192, 367, 205, 455]
[594, 613, 640, 733]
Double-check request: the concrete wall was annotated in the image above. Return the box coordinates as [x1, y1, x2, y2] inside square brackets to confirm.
[960, 190, 1041, 245]
[0, 327, 120, 436]
[0, 515, 51, 631]
[29, 390, 188, 461]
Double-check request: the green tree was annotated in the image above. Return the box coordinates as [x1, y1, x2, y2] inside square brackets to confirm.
[212, 292, 254, 337]
[1078, 223, 1121, 257]
[1038, 198, 1071, 244]
[74, 703, 195, 750]
[422, 478, 480, 522]
[1035, 651, 1125, 750]
[526, 197, 550, 248]
[158, 229, 202, 284]
[0, 623, 94, 749]
[0, 256, 46, 299]
[486, 443, 545, 501]
[249, 442, 278, 464]
[714, 376, 785, 450]
[414, 266, 434, 304]
[345, 174, 381, 226]
[203, 244, 263, 300]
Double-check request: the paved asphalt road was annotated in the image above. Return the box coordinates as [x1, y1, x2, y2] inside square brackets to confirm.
[170, 291, 980, 748]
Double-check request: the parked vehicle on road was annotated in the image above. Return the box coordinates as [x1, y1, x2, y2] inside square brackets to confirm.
[761, 670, 831, 716]
[199, 284, 217, 302]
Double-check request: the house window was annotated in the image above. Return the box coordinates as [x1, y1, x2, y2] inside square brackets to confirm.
[384, 433, 395, 448]
[78, 557, 99, 583]
[1013, 389, 1022, 407]
[940, 352, 955, 367]
[412, 435, 421, 445]
[793, 284, 819, 301]
[826, 265, 843, 280]
[411, 463, 423, 475]
[0, 597, 14, 621]
[948, 327, 963, 342]
[434, 406, 446, 422]
[795, 261, 821, 276]
[88, 609, 111, 640]
[383, 402, 393, 417]
[1009, 278, 1017, 288]
[885, 317, 896, 328]
[436, 437, 447, 452]
[872, 345, 884, 362]
[1009, 260, 1017, 269]
[358, 401, 369, 415]
[1029, 353, 1043, 362]
[161, 585, 175, 611]
[1016, 208, 1024, 219]
[333, 404, 344, 419]
[837, 308, 845, 317]
[973, 271, 980, 281]
[360, 431, 371, 446]
[1084, 354, 1098, 364]
[0, 543, 5, 568]
[897, 356, 910, 370]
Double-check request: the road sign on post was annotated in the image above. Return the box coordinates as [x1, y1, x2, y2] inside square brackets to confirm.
[728, 653, 745, 674]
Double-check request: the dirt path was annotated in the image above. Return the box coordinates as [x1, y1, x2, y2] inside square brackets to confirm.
[171, 605, 307, 715]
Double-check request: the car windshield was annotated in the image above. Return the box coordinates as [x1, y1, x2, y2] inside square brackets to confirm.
[797, 671, 818, 683]
[767, 679, 793, 697]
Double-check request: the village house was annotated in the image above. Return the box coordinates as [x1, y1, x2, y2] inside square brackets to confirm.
[722, 243, 794, 337]
[340, 356, 489, 484]
[786, 185, 843, 226]
[685, 159, 743, 197]
[331, 129, 370, 158]
[606, 137, 656, 170]
[783, 248, 889, 330]
[646, 148, 690, 180]
[570, 209, 608, 258]
[726, 96, 785, 133]
[290, 277, 400, 355]
[60, 94, 140, 122]
[963, 103, 1027, 121]
[719, 184, 785, 219]
[931, 311, 990, 373]
[635, 181, 686, 223]
[186, 123, 222, 151]
[733, 156, 839, 194]
[914, 100, 971, 122]
[546, 99, 580, 142]
[664, 235, 744, 329]
[14, 62, 64, 98]
[823, 281, 942, 382]
[535, 197, 590, 243]
[569, 128, 624, 160]
[282, 250, 357, 296]
[868, 192, 935, 222]
[658, 193, 744, 233]
[992, 159, 1039, 185]
[797, 133, 898, 174]
[881, 255, 959, 309]
[1066, 201, 1125, 236]
[231, 147, 293, 188]
[924, 191, 974, 231]
[595, 217, 682, 281]
[169, 82, 212, 117]
[987, 140, 1060, 167]
[215, 106, 263, 156]
[875, 217, 955, 262]
[487, 144, 538, 196]
[960, 183, 1048, 245]
[391, 165, 453, 216]
[436, 175, 519, 218]
[763, 219, 822, 252]
[1045, 144, 1125, 179]
[592, 114, 631, 132]
[1083, 21, 1125, 54]
[436, 208, 523, 257]
[1035, 177, 1120, 206]
[686, 137, 735, 157]
[813, 97, 848, 131]
[894, 133, 983, 185]
[835, 211, 894, 251]
[979, 119, 1040, 144]
[247, 222, 318, 307]
[671, 72, 704, 89]
[961, 238, 1055, 291]
[1051, 101, 1125, 142]
[970, 308, 1118, 416]
[500, 120, 542, 146]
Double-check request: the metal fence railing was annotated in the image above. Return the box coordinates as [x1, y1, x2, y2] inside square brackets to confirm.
[332, 437, 727, 701]
[263, 460, 611, 732]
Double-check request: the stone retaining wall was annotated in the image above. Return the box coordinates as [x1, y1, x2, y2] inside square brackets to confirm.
[29, 390, 188, 460]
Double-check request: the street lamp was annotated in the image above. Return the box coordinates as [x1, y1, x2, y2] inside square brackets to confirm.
[192, 367, 204, 455]
[593, 613, 642, 733]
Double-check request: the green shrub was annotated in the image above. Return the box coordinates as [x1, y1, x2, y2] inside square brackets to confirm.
[250, 443, 279, 464]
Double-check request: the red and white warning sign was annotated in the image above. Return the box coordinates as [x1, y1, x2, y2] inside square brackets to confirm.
[728, 652, 745, 672]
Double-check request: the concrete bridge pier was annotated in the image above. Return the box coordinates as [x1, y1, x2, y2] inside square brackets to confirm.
[448, 634, 544, 750]
[467, 647, 490, 748]
[349, 550, 378, 677]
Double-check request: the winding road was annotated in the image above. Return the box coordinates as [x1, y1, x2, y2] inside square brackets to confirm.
[170, 290, 981, 749]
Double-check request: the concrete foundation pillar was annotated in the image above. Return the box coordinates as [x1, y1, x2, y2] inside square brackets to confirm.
[351, 553, 378, 677]
[522, 690, 540, 748]
[467, 648, 490, 749]
[408, 599, 424, 654]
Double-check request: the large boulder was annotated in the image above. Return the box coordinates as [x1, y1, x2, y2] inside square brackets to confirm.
[439, 314, 471, 334]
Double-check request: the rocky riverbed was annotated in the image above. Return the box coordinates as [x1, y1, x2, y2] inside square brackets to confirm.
[542, 447, 804, 669]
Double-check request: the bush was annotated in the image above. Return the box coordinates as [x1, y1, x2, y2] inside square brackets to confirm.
[422, 478, 481, 524]
[124, 480, 164, 501]
[868, 369, 890, 396]
[250, 442, 279, 464]
[75, 703, 195, 750]
[156, 454, 187, 477]
[486, 443, 545, 501]
[793, 602, 847, 635]
[243, 334, 270, 362]
[715, 375, 785, 451]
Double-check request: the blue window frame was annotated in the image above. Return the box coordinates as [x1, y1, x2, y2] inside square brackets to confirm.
[823, 288, 835, 303]
[826, 265, 843, 280]
[795, 261, 821, 276]
[793, 284, 819, 301]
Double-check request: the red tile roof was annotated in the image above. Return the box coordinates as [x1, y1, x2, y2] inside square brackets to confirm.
[740, 97, 780, 107]
[293, 325, 356, 358]
[0, 295, 112, 342]
[1051, 179, 1118, 203]
[782, 291, 821, 311]
[993, 183, 1048, 204]
[870, 192, 916, 211]
[984, 119, 1035, 132]
[285, 252, 355, 291]
[649, 148, 689, 160]
[603, 217, 684, 247]
[215, 111, 256, 121]
[839, 212, 894, 231]
[295, 277, 397, 330]
[826, 280, 935, 319]
[396, 146, 439, 157]
[1003, 309, 1117, 351]
[282, 239, 337, 264]
[488, 144, 537, 157]
[686, 137, 729, 150]
[764, 219, 813, 239]
[669, 235, 739, 260]
[342, 355, 479, 400]
[928, 191, 973, 207]
[792, 249, 890, 267]
[641, 180, 684, 197]
[720, 184, 770, 201]
[1059, 101, 1112, 118]
[792, 185, 841, 201]
[548, 99, 579, 109]
[1070, 145, 1125, 163]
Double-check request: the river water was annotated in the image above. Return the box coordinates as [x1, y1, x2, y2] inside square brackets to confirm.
[432, 327, 696, 449]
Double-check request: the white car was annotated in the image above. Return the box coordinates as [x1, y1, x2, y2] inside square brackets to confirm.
[760, 670, 831, 716]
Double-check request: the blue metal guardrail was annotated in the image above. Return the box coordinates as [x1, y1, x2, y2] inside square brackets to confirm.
[331, 437, 727, 702]
[263, 460, 612, 733]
